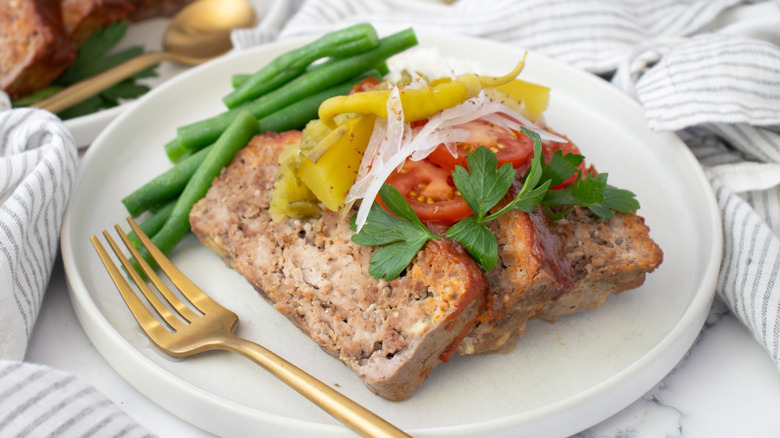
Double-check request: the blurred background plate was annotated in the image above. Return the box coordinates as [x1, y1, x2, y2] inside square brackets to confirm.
[64, 0, 289, 148]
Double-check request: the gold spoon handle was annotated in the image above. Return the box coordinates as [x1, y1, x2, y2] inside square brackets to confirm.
[221, 335, 411, 438]
[31, 51, 212, 114]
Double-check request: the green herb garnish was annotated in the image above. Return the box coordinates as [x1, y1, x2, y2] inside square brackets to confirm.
[12, 21, 158, 119]
[350, 185, 440, 280]
[353, 127, 640, 279]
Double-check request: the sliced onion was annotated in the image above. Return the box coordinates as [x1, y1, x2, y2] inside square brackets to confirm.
[348, 89, 567, 232]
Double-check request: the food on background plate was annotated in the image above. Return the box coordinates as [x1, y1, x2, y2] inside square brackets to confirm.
[120, 25, 663, 400]
[1, 0, 194, 117]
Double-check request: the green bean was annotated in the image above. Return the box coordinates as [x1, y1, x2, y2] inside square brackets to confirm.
[222, 23, 379, 109]
[152, 111, 259, 256]
[176, 28, 417, 153]
[127, 199, 176, 248]
[165, 70, 376, 162]
[122, 144, 213, 216]
[231, 73, 251, 89]
[233, 59, 388, 89]
[257, 69, 380, 132]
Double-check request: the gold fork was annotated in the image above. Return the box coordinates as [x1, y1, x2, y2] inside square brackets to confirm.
[91, 217, 411, 438]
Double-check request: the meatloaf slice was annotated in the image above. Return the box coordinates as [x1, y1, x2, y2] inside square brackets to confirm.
[61, 0, 134, 46]
[190, 131, 488, 401]
[0, 0, 75, 100]
[535, 207, 664, 321]
[458, 205, 663, 355]
[457, 206, 574, 355]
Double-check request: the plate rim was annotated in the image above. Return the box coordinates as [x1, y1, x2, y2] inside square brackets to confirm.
[61, 29, 723, 437]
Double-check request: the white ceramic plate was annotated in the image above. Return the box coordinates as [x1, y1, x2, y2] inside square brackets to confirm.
[61, 31, 722, 437]
[63, 0, 289, 148]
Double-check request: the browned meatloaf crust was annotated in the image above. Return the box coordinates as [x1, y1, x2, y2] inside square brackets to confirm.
[0, 0, 76, 100]
[189, 131, 489, 401]
[62, 0, 134, 46]
[458, 204, 663, 355]
[458, 206, 575, 355]
[536, 207, 664, 321]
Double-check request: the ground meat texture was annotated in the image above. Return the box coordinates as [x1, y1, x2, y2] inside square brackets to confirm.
[0, 0, 75, 99]
[535, 207, 664, 321]
[190, 131, 488, 401]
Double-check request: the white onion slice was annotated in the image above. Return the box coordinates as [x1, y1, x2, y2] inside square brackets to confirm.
[348, 89, 567, 232]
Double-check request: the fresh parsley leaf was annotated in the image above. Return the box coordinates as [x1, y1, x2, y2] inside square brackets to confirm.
[351, 184, 439, 280]
[378, 179, 429, 226]
[367, 238, 431, 280]
[101, 79, 151, 101]
[451, 147, 514, 218]
[49, 21, 158, 120]
[540, 150, 583, 188]
[11, 86, 63, 107]
[489, 136, 549, 217]
[542, 172, 607, 210]
[444, 217, 498, 270]
[350, 202, 414, 246]
[587, 182, 640, 218]
[57, 96, 104, 120]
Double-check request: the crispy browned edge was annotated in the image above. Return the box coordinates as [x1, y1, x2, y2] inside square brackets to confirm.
[62, 0, 134, 46]
[0, 0, 75, 99]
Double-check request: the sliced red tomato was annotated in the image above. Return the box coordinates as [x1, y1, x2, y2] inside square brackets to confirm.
[349, 76, 381, 94]
[426, 119, 534, 171]
[383, 159, 473, 225]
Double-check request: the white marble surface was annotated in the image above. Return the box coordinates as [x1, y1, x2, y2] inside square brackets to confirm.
[26, 255, 780, 437]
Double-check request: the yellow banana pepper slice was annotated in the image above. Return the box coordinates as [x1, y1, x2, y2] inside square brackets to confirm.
[297, 114, 377, 211]
[490, 79, 550, 119]
[318, 54, 528, 128]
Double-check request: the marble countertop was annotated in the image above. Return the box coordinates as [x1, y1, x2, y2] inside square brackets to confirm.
[27, 257, 780, 437]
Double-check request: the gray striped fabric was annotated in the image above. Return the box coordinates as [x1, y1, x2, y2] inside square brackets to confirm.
[0, 107, 155, 436]
[0, 108, 77, 360]
[254, 0, 780, 365]
[0, 360, 153, 438]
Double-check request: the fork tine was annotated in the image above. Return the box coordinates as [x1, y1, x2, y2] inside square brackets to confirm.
[90, 234, 171, 342]
[103, 229, 188, 330]
[113, 223, 200, 323]
[125, 217, 219, 313]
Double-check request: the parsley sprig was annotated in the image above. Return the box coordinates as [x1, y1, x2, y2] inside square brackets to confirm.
[351, 127, 640, 280]
[13, 21, 158, 119]
[350, 185, 440, 280]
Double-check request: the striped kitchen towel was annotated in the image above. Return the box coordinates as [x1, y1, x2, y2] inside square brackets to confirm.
[0, 98, 154, 436]
[0, 103, 77, 361]
[233, 0, 780, 367]
[0, 360, 153, 437]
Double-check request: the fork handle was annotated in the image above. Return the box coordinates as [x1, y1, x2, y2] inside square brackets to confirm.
[220, 335, 411, 438]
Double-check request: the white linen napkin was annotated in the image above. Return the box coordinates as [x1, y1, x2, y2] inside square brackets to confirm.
[231, 0, 780, 368]
[0, 96, 154, 437]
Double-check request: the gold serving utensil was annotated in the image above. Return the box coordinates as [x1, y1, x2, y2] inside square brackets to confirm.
[90, 217, 411, 438]
[33, 0, 256, 114]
